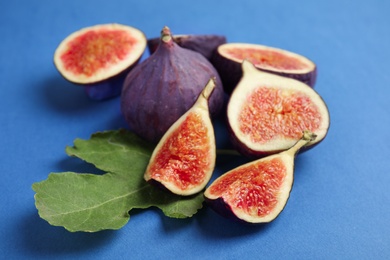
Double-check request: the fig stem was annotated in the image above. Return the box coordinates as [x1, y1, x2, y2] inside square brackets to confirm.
[242, 59, 258, 74]
[161, 26, 172, 43]
[286, 130, 317, 156]
[192, 78, 216, 112]
[201, 77, 216, 100]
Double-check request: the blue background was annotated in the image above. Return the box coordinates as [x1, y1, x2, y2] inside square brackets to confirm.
[1, 0, 389, 259]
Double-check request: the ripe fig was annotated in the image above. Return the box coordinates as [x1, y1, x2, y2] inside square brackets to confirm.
[212, 43, 317, 93]
[54, 23, 147, 100]
[147, 34, 226, 60]
[204, 130, 316, 223]
[227, 60, 330, 158]
[121, 26, 224, 143]
[144, 78, 217, 196]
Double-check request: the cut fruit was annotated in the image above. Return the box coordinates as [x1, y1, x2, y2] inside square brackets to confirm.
[227, 60, 329, 158]
[147, 34, 226, 60]
[212, 43, 317, 93]
[54, 23, 147, 100]
[144, 78, 217, 196]
[204, 131, 316, 223]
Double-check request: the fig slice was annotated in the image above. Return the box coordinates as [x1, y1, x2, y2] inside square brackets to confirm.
[212, 43, 317, 93]
[144, 78, 217, 196]
[147, 34, 226, 60]
[53, 23, 146, 100]
[227, 60, 330, 158]
[204, 130, 317, 224]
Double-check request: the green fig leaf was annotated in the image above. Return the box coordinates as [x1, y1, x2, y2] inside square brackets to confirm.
[32, 129, 204, 232]
[65, 129, 154, 176]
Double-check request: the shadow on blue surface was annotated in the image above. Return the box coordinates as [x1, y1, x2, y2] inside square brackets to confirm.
[20, 209, 117, 256]
[37, 74, 130, 130]
[197, 209, 274, 238]
[154, 203, 272, 238]
[40, 76, 99, 114]
[56, 156, 107, 175]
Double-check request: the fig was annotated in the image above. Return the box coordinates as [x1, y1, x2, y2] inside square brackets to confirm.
[121, 26, 224, 143]
[212, 43, 317, 93]
[204, 130, 316, 223]
[54, 23, 147, 100]
[144, 78, 217, 196]
[147, 34, 226, 60]
[227, 60, 330, 158]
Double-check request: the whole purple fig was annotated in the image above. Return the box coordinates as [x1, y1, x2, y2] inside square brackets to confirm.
[121, 26, 224, 143]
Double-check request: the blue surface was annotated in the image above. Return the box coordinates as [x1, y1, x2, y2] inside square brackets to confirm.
[1, 0, 389, 259]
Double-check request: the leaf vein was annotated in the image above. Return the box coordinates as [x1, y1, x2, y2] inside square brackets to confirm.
[45, 185, 150, 218]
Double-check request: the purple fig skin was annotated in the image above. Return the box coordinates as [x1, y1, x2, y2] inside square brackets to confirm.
[147, 34, 226, 61]
[121, 27, 225, 143]
[212, 47, 317, 94]
[204, 196, 248, 223]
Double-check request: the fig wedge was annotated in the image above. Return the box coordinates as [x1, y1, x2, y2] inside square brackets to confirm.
[204, 131, 316, 223]
[227, 60, 330, 158]
[144, 78, 217, 196]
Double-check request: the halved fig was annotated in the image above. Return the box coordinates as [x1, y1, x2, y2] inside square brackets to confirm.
[144, 78, 217, 196]
[212, 43, 317, 93]
[54, 23, 146, 100]
[227, 60, 329, 158]
[204, 130, 316, 223]
[147, 34, 226, 60]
